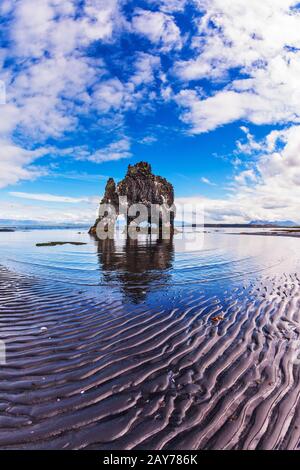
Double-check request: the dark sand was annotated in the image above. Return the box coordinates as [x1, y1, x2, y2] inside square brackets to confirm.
[239, 230, 300, 238]
[1, 265, 300, 450]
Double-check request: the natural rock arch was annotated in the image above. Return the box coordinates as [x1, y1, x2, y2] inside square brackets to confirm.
[89, 162, 176, 237]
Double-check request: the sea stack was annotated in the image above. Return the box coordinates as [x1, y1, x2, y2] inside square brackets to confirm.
[89, 161, 175, 237]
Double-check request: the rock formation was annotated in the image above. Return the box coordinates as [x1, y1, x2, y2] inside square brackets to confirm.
[89, 162, 175, 237]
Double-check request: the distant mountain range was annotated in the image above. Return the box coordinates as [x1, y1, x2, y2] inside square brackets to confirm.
[1, 218, 298, 230]
[186, 220, 299, 228]
[0, 219, 90, 229]
[249, 220, 297, 227]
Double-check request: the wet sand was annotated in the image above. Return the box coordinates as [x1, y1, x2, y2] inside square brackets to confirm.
[1, 264, 300, 450]
[239, 230, 300, 238]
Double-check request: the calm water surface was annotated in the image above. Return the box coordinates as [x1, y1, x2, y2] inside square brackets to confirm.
[0, 228, 298, 301]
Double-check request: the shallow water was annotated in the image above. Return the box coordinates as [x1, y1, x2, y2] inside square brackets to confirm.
[1, 228, 300, 449]
[0, 228, 298, 288]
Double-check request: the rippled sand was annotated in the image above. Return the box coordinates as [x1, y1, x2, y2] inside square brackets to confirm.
[1, 258, 300, 450]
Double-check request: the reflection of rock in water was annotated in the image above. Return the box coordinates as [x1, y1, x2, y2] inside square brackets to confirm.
[96, 236, 174, 303]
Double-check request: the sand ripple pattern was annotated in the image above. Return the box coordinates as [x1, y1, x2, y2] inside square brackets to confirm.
[1, 266, 300, 450]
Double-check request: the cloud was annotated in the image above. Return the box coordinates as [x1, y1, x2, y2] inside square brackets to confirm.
[234, 169, 257, 185]
[0, 140, 50, 188]
[131, 8, 182, 51]
[176, 90, 260, 133]
[138, 135, 158, 145]
[0, 200, 98, 224]
[92, 78, 131, 114]
[77, 138, 132, 163]
[0, 2, 171, 188]
[201, 177, 216, 186]
[11, 0, 121, 59]
[146, 0, 189, 13]
[236, 126, 263, 154]
[9, 191, 94, 204]
[3, 0, 300, 151]
[174, 0, 300, 133]
[0, 0, 125, 187]
[130, 53, 161, 87]
[179, 124, 300, 224]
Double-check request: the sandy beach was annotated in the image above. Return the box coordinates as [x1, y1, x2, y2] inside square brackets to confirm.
[1, 229, 300, 450]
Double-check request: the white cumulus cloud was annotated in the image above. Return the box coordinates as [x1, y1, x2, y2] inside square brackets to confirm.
[175, 0, 300, 133]
[132, 8, 182, 51]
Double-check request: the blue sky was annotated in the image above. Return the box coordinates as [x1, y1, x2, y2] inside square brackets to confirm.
[1, 0, 300, 223]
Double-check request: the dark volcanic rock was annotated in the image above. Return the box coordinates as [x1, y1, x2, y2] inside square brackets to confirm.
[100, 177, 119, 207]
[36, 242, 87, 247]
[119, 162, 174, 207]
[89, 162, 175, 236]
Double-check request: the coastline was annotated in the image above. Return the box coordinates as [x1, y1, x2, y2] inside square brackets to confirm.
[238, 230, 300, 238]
